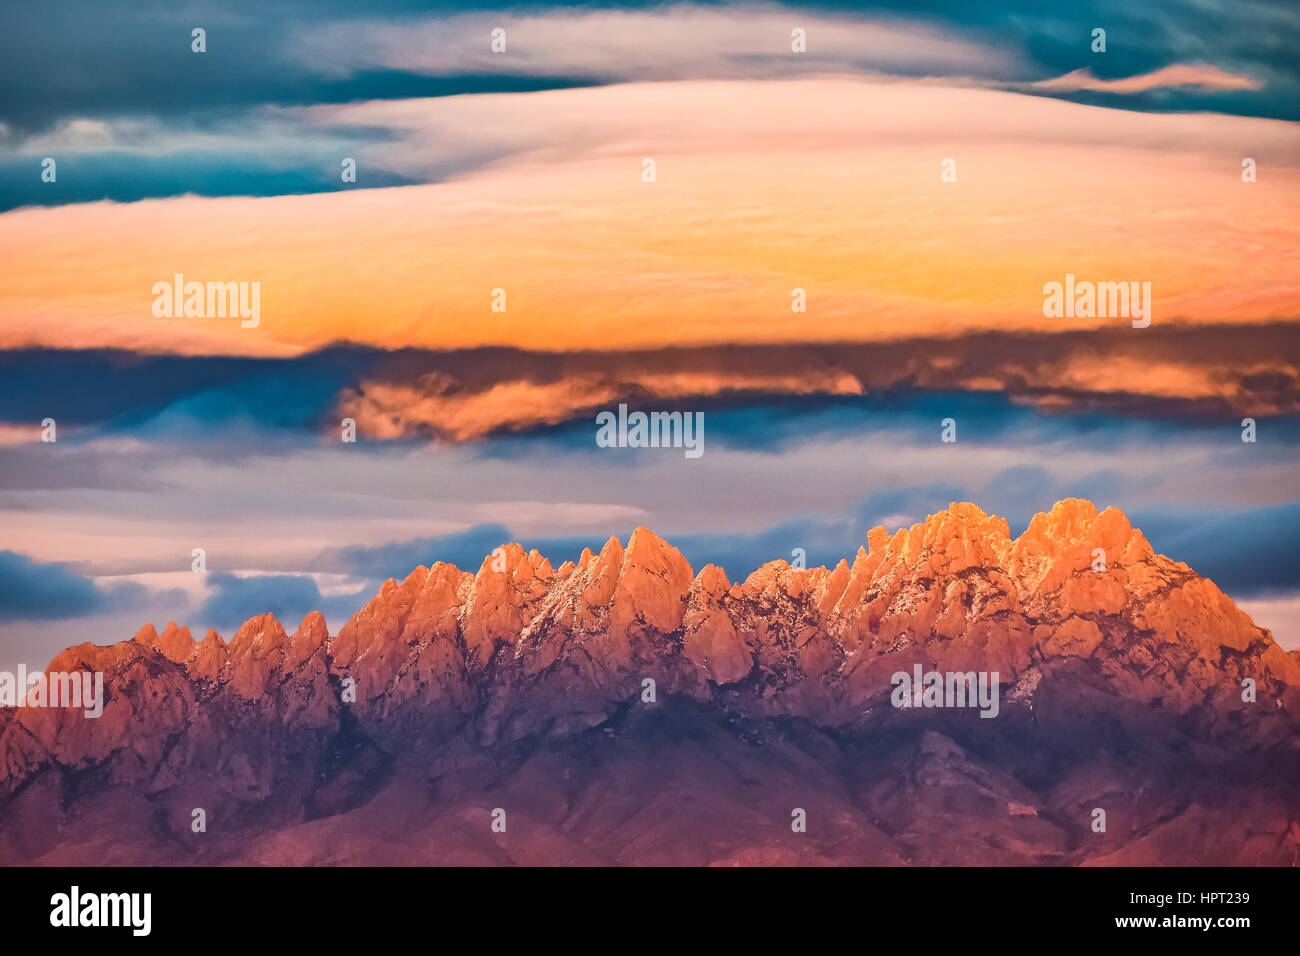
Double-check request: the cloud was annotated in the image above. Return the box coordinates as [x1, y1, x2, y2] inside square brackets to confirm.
[0, 0, 603, 136]
[0, 151, 420, 214]
[198, 572, 364, 630]
[6, 1, 1300, 211]
[1031, 64, 1263, 94]
[1132, 500, 1300, 598]
[294, 6, 1021, 84]
[0, 347, 354, 427]
[310, 523, 515, 579]
[0, 551, 179, 621]
[2, 392, 1296, 621]
[334, 324, 1300, 441]
[338, 365, 865, 441]
[0, 551, 103, 620]
[3, 0, 1298, 161]
[5, 78, 1299, 358]
[283, 74, 1300, 188]
[5, 321, 1299, 460]
[1236, 592, 1300, 650]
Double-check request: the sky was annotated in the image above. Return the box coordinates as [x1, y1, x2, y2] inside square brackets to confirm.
[1, 0, 1298, 669]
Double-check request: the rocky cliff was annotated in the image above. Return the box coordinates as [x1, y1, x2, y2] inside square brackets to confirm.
[2, 499, 1297, 865]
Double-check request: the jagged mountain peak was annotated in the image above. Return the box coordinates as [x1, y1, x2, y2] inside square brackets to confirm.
[4, 498, 1299, 865]
[42, 498, 1298, 736]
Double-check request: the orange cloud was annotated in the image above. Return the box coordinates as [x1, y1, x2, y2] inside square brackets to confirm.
[330, 324, 1300, 441]
[1, 78, 1297, 357]
[341, 367, 864, 440]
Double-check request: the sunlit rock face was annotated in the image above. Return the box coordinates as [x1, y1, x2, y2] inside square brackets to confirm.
[2, 499, 1297, 866]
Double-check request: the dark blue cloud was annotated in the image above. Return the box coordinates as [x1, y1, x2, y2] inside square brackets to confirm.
[3, 1, 1292, 126]
[481, 390, 1300, 466]
[127, 375, 347, 442]
[0, 551, 185, 621]
[198, 572, 361, 631]
[0, 347, 367, 459]
[0, 152, 420, 214]
[0, 0, 602, 133]
[2, 337, 1298, 501]
[0, 347, 357, 427]
[0, 551, 103, 620]
[312, 523, 516, 579]
[5, 326, 1300, 449]
[0, 348, 372, 487]
[1131, 500, 1300, 598]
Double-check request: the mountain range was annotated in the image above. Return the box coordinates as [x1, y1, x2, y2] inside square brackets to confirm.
[2, 498, 1297, 865]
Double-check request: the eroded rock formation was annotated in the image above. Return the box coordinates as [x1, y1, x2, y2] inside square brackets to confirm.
[2, 499, 1296, 865]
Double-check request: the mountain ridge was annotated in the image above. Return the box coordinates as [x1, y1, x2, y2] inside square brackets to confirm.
[3, 497, 1298, 865]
